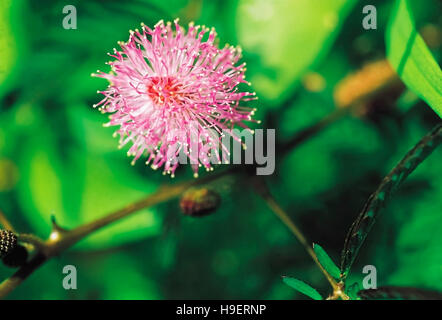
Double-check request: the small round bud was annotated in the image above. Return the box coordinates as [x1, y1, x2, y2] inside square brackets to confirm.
[0, 230, 18, 258]
[179, 188, 220, 217]
[2, 245, 28, 268]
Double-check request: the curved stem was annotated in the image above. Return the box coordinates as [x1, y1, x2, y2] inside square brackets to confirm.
[252, 177, 349, 300]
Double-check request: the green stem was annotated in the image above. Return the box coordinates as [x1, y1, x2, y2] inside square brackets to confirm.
[252, 177, 349, 300]
[0, 169, 232, 299]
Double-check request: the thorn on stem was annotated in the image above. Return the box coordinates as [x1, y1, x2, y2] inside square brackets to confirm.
[49, 215, 69, 243]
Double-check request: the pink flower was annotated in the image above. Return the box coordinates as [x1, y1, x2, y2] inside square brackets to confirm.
[93, 19, 257, 177]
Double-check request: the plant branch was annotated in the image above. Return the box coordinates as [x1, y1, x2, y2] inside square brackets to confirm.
[0, 168, 234, 299]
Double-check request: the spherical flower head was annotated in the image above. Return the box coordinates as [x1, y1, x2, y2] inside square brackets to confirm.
[93, 19, 257, 177]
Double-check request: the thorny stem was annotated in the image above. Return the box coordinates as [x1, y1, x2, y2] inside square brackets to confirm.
[0, 169, 234, 299]
[18, 234, 47, 252]
[252, 177, 349, 300]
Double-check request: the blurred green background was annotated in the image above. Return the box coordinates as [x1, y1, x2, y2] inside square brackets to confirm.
[0, 0, 441, 299]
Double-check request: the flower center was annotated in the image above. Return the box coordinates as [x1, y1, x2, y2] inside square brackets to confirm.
[145, 76, 183, 106]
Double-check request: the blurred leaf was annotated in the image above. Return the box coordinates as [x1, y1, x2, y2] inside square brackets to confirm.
[340, 124, 442, 278]
[396, 90, 420, 113]
[282, 276, 322, 300]
[278, 115, 381, 203]
[87, 253, 161, 299]
[313, 243, 341, 279]
[0, 0, 15, 82]
[358, 286, 442, 300]
[386, 151, 442, 290]
[1, 0, 168, 106]
[386, 0, 442, 117]
[73, 153, 162, 249]
[237, 0, 356, 103]
[67, 105, 123, 155]
[17, 119, 162, 249]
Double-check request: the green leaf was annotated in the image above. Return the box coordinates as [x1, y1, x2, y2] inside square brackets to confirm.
[313, 243, 341, 279]
[236, 0, 356, 104]
[340, 124, 442, 277]
[282, 276, 322, 300]
[386, 0, 442, 118]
